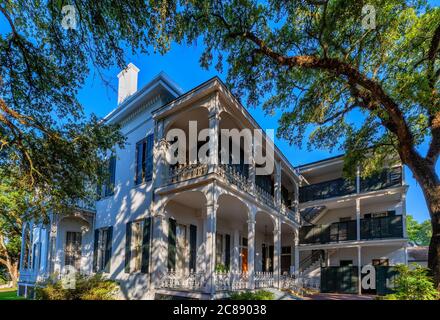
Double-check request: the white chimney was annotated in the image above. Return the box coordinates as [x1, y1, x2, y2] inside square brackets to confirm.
[117, 63, 140, 105]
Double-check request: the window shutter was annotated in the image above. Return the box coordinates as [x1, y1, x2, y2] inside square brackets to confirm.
[189, 224, 197, 272]
[225, 234, 231, 270]
[135, 142, 143, 185]
[145, 134, 154, 181]
[125, 222, 132, 273]
[167, 218, 176, 271]
[104, 226, 113, 273]
[141, 217, 152, 273]
[108, 156, 116, 195]
[93, 229, 99, 272]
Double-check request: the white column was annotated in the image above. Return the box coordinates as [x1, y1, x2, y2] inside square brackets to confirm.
[357, 246, 362, 295]
[205, 201, 217, 296]
[356, 165, 361, 194]
[294, 230, 300, 276]
[151, 213, 167, 289]
[294, 181, 300, 223]
[274, 161, 282, 207]
[401, 193, 408, 238]
[247, 217, 256, 289]
[208, 95, 220, 173]
[356, 198, 361, 241]
[232, 229, 240, 273]
[273, 218, 281, 288]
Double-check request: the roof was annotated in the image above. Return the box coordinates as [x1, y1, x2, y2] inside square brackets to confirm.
[407, 246, 429, 262]
[103, 71, 183, 124]
[295, 154, 344, 169]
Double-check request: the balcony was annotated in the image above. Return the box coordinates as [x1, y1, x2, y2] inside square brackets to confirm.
[165, 163, 300, 224]
[299, 167, 403, 203]
[299, 215, 404, 245]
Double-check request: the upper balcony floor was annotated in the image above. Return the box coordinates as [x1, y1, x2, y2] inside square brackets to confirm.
[297, 155, 404, 205]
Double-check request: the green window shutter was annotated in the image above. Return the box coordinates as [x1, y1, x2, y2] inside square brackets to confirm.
[167, 218, 176, 271]
[141, 217, 152, 273]
[189, 224, 197, 272]
[225, 234, 231, 270]
[145, 134, 154, 181]
[109, 156, 116, 195]
[135, 141, 144, 185]
[125, 222, 132, 273]
[93, 229, 99, 272]
[104, 226, 113, 273]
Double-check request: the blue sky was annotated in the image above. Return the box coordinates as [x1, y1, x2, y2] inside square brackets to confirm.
[77, 42, 432, 223]
[1, 5, 436, 223]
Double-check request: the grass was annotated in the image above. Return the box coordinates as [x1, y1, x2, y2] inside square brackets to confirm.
[0, 288, 25, 300]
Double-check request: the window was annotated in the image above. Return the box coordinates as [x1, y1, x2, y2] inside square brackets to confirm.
[22, 226, 32, 269]
[216, 233, 224, 266]
[65, 232, 82, 271]
[93, 227, 113, 273]
[340, 260, 353, 267]
[372, 259, 389, 266]
[135, 134, 154, 185]
[97, 156, 116, 198]
[129, 221, 144, 272]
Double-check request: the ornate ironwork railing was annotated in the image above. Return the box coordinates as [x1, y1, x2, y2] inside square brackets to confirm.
[216, 164, 253, 193]
[168, 163, 208, 184]
[255, 185, 275, 209]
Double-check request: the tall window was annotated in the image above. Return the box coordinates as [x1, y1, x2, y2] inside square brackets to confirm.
[135, 134, 154, 185]
[93, 227, 113, 273]
[22, 226, 32, 269]
[65, 232, 82, 271]
[97, 156, 116, 198]
[126, 220, 144, 273]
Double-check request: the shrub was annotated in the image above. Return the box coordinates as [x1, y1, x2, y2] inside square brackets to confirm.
[215, 264, 229, 273]
[230, 290, 275, 300]
[383, 264, 439, 300]
[36, 273, 119, 300]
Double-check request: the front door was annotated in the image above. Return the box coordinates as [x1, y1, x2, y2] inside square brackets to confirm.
[241, 248, 248, 273]
[65, 231, 82, 271]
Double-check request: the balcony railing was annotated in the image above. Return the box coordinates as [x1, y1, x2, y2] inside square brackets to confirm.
[299, 215, 404, 245]
[299, 167, 403, 203]
[299, 178, 356, 203]
[360, 215, 404, 240]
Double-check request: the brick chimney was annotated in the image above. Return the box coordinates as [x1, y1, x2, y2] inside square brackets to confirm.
[117, 63, 140, 105]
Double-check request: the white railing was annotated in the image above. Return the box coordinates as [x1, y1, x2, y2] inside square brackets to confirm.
[254, 272, 275, 288]
[214, 272, 249, 291]
[158, 270, 207, 291]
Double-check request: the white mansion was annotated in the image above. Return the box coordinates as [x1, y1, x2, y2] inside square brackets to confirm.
[18, 64, 408, 299]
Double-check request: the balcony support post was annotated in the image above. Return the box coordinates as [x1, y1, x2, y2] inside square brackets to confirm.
[208, 93, 220, 174]
[356, 198, 361, 241]
[247, 208, 256, 289]
[401, 193, 408, 238]
[356, 166, 361, 193]
[273, 218, 281, 289]
[232, 229, 240, 274]
[205, 193, 218, 297]
[357, 245, 362, 295]
[294, 229, 300, 276]
[274, 161, 282, 207]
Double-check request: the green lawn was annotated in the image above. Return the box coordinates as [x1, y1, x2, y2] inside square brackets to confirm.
[0, 289, 25, 300]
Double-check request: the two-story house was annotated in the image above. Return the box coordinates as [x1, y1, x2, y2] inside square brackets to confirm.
[17, 64, 408, 299]
[17, 64, 303, 300]
[297, 155, 408, 294]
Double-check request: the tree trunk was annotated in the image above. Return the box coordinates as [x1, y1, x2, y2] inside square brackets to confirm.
[406, 157, 440, 290]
